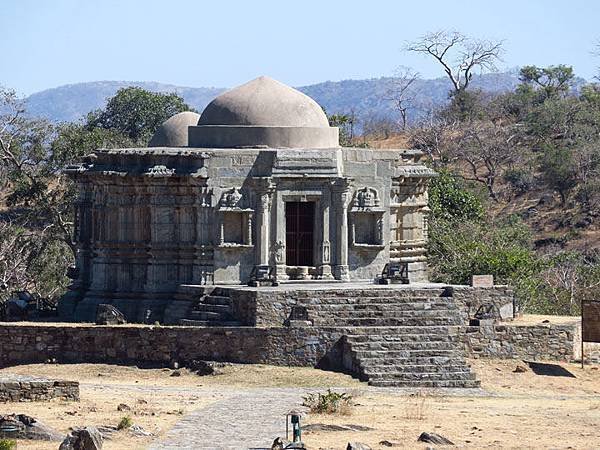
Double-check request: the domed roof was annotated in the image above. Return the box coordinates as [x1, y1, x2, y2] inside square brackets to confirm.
[198, 76, 330, 128]
[149, 111, 200, 147]
[190, 77, 339, 149]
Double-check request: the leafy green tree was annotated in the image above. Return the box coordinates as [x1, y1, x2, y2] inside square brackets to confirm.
[86, 87, 193, 143]
[538, 144, 577, 204]
[518, 65, 574, 101]
[428, 170, 484, 221]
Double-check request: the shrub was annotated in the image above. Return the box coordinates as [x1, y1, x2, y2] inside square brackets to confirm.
[428, 170, 484, 222]
[504, 168, 536, 195]
[0, 439, 17, 450]
[117, 416, 133, 430]
[302, 389, 353, 415]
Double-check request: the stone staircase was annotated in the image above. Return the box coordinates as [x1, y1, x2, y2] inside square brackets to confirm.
[297, 287, 479, 388]
[178, 287, 240, 327]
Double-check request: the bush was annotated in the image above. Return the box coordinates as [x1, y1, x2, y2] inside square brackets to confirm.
[117, 416, 133, 430]
[504, 168, 536, 195]
[428, 215, 541, 312]
[302, 389, 353, 415]
[0, 440, 17, 450]
[428, 170, 484, 221]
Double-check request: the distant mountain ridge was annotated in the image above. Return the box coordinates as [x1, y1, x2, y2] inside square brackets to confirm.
[24, 71, 526, 125]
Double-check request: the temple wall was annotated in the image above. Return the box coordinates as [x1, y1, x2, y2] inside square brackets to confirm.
[1, 320, 594, 371]
[64, 147, 435, 321]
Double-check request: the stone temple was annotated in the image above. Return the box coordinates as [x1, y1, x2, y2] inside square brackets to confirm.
[57, 76, 518, 388]
[61, 76, 436, 321]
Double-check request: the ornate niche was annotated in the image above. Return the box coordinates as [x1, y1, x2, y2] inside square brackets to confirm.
[349, 187, 385, 249]
[217, 188, 253, 248]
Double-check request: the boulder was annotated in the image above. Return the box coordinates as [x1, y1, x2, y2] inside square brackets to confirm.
[417, 432, 454, 445]
[187, 360, 216, 376]
[59, 427, 103, 450]
[95, 304, 126, 325]
[347, 443, 372, 450]
[0, 414, 62, 441]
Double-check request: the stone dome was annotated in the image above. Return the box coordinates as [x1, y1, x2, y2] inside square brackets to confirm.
[198, 76, 330, 128]
[189, 76, 339, 149]
[149, 111, 200, 147]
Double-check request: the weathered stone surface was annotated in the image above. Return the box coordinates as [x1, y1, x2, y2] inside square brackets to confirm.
[471, 275, 494, 287]
[347, 442, 372, 450]
[59, 427, 103, 450]
[0, 375, 79, 402]
[95, 304, 126, 325]
[0, 414, 63, 441]
[417, 432, 454, 445]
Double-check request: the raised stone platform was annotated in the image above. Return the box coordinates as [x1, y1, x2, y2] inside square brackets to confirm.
[0, 374, 79, 402]
[2, 283, 517, 388]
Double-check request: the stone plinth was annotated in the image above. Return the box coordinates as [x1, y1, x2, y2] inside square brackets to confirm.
[0, 375, 79, 402]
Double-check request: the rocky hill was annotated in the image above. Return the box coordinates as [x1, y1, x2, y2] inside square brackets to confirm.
[24, 71, 525, 124]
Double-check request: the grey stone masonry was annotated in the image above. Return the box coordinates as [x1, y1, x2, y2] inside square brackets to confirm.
[0, 374, 79, 402]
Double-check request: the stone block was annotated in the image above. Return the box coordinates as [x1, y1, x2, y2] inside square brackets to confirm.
[471, 275, 494, 287]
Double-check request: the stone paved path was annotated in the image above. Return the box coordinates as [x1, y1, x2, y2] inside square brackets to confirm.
[149, 388, 310, 450]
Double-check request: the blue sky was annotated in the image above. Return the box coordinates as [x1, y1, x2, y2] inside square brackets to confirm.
[1, 0, 598, 95]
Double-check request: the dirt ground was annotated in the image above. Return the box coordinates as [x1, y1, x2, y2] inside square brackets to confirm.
[1, 359, 599, 449]
[303, 358, 600, 449]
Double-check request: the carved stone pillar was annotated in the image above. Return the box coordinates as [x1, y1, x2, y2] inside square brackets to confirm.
[333, 179, 351, 280]
[254, 178, 274, 272]
[318, 187, 333, 279]
[273, 191, 288, 281]
[390, 177, 430, 282]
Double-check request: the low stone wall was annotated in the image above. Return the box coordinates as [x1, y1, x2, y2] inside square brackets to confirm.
[0, 375, 79, 402]
[460, 323, 577, 361]
[452, 285, 514, 322]
[230, 285, 516, 327]
[0, 323, 344, 369]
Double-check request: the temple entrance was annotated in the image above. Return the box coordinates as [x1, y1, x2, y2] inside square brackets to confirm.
[285, 201, 315, 266]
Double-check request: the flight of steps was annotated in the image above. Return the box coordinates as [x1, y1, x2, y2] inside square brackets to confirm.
[297, 287, 479, 388]
[179, 287, 240, 327]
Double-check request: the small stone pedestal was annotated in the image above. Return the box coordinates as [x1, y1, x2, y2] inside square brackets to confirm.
[0, 375, 79, 402]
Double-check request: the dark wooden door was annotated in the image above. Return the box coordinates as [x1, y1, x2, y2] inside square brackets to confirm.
[285, 202, 315, 266]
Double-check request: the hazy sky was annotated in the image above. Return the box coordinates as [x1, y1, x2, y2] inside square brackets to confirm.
[2, 0, 599, 95]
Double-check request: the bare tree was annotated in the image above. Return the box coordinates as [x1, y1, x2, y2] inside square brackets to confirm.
[450, 120, 522, 201]
[405, 30, 504, 96]
[0, 87, 76, 255]
[385, 67, 420, 129]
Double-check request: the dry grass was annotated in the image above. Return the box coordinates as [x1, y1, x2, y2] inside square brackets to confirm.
[0, 362, 361, 450]
[302, 358, 600, 449]
[2, 359, 600, 449]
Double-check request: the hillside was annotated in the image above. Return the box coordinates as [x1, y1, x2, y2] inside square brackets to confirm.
[24, 71, 525, 124]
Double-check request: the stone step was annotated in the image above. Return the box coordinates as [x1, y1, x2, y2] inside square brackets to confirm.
[188, 311, 222, 320]
[368, 379, 481, 388]
[211, 287, 232, 297]
[192, 304, 231, 314]
[352, 349, 460, 359]
[202, 295, 232, 306]
[305, 302, 458, 311]
[317, 317, 461, 327]
[351, 355, 459, 365]
[350, 341, 458, 352]
[345, 333, 456, 343]
[295, 288, 450, 298]
[179, 319, 241, 327]
[297, 295, 451, 305]
[360, 364, 471, 374]
[314, 310, 460, 320]
[365, 371, 477, 381]
[345, 326, 460, 335]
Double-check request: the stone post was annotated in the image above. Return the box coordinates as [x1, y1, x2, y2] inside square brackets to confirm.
[318, 187, 333, 279]
[254, 178, 274, 274]
[273, 192, 288, 281]
[333, 179, 351, 280]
